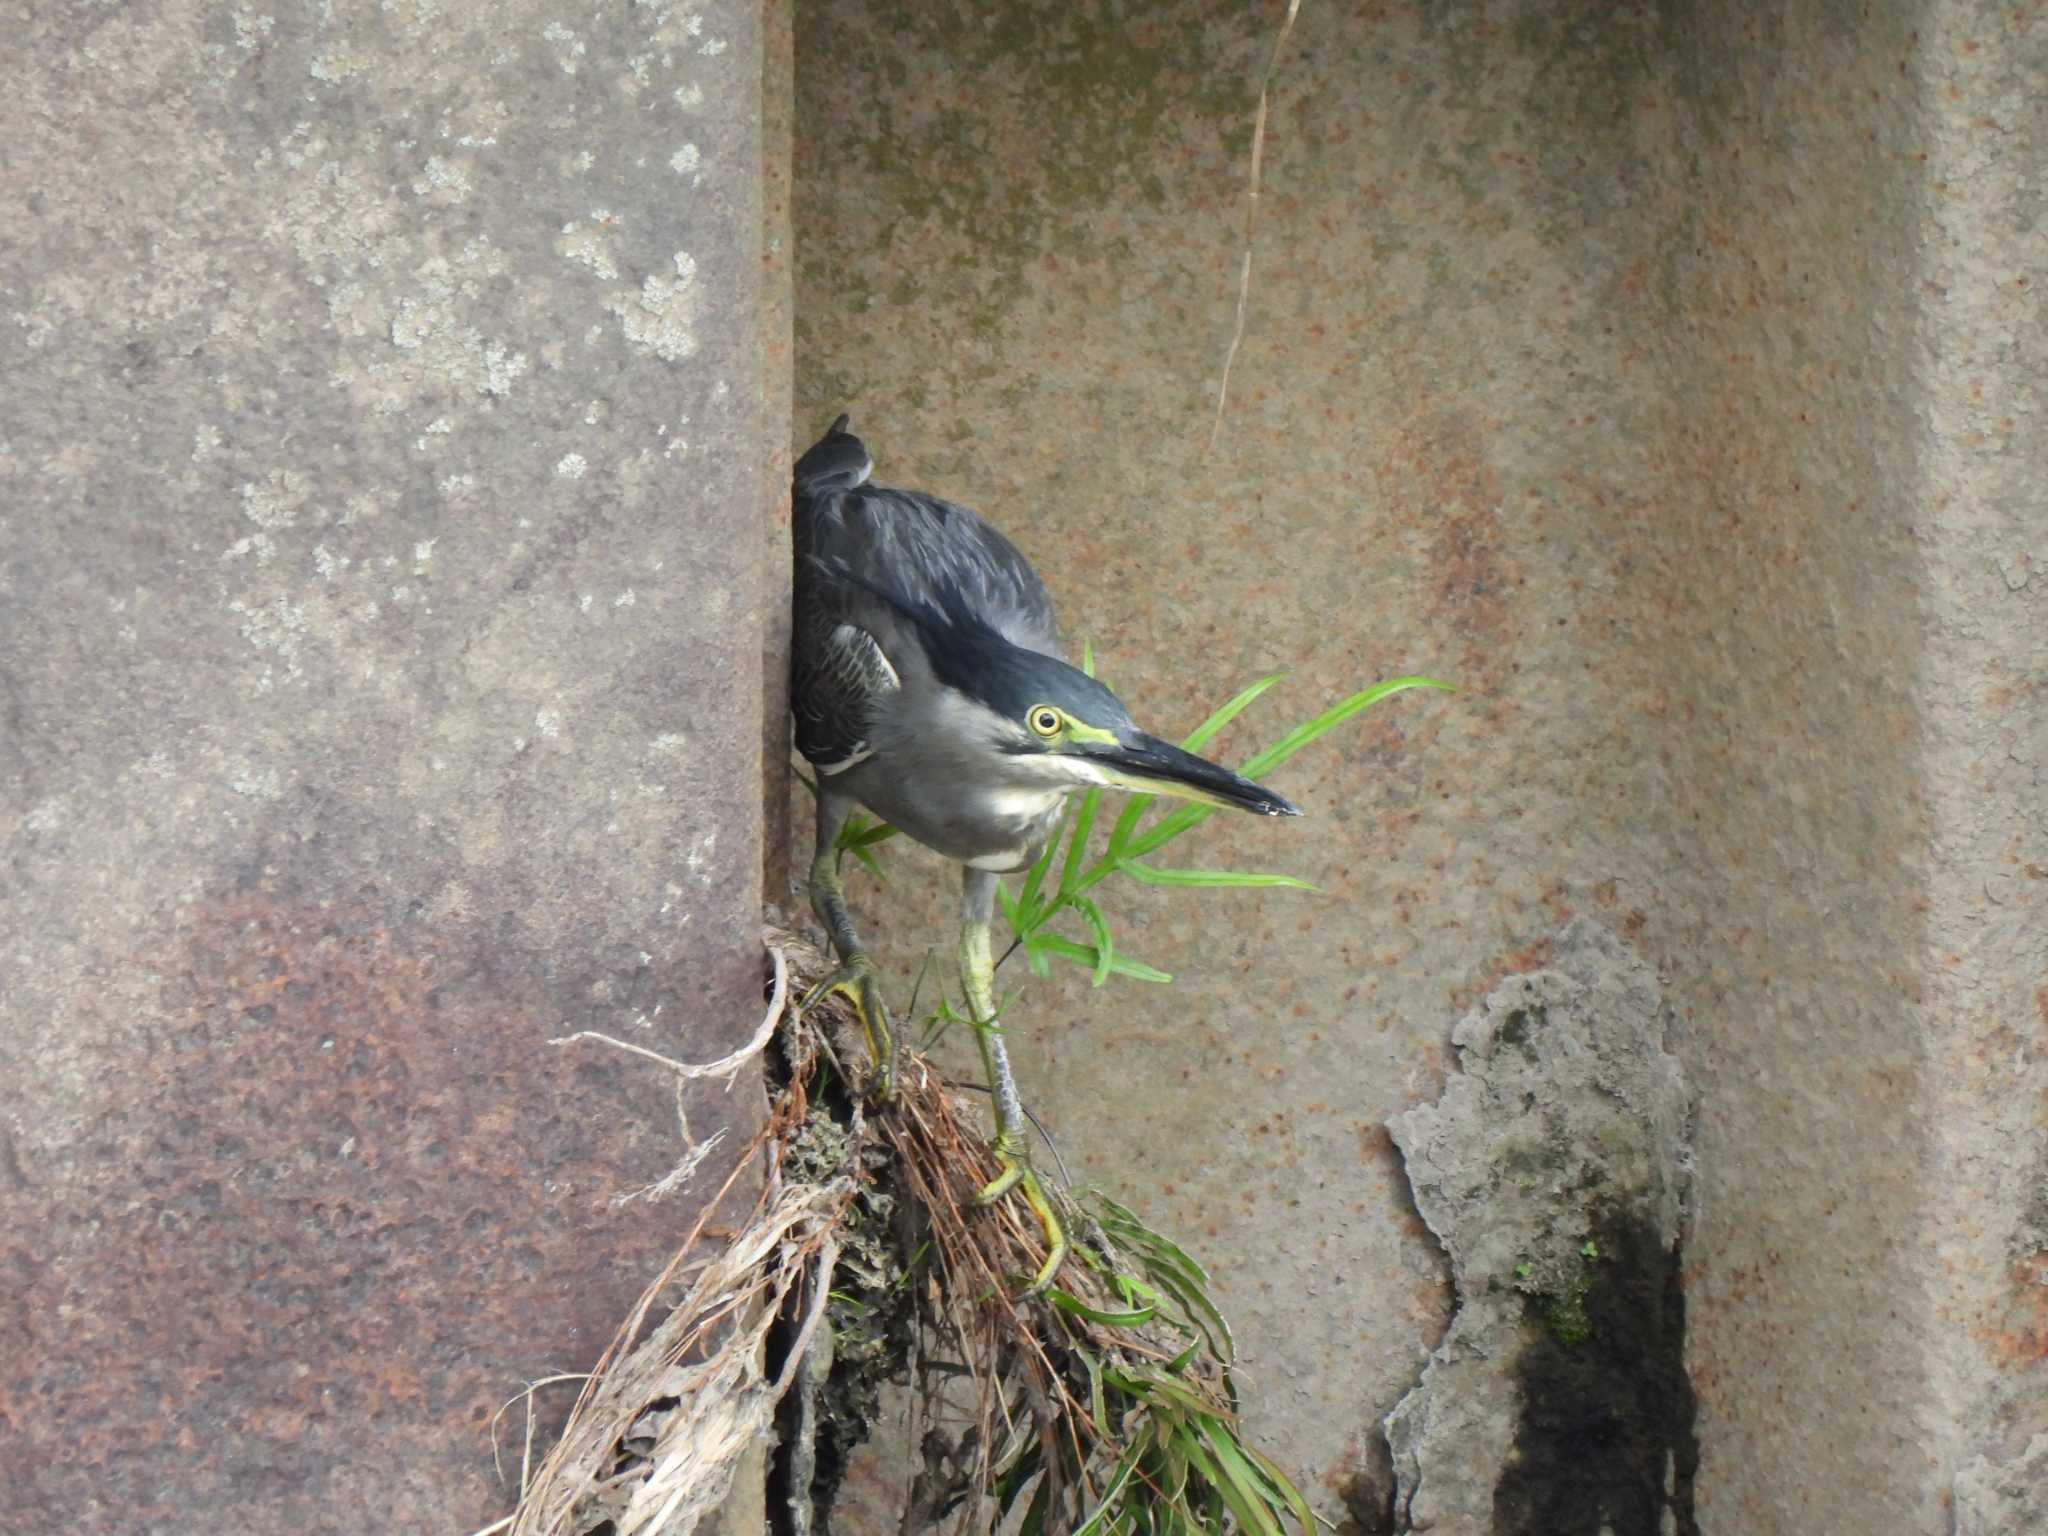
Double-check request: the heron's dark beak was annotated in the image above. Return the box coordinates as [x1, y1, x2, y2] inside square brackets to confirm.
[1091, 729, 1302, 817]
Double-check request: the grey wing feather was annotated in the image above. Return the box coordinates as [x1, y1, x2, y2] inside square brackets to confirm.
[798, 484, 1062, 658]
[793, 618, 898, 773]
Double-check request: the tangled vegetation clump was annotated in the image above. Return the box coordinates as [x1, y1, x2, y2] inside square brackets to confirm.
[482, 931, 1312, 1536]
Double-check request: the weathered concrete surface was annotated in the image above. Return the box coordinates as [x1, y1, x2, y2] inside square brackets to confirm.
[1954, 1432, 2048, 1536]
[1910, 0, 2048, 1501]
[1386, 920, 1695, 1534]
[1, 3, 771, 1531]
[1641, 9, 1939, 1530]
[761, 0, 797, 902]
[792, 2, 2038, 1531]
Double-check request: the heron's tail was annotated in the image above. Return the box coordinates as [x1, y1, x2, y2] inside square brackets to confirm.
[793, 413, 872, 496]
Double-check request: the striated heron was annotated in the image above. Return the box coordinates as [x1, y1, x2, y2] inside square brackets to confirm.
[791, 414, 1299, 1288]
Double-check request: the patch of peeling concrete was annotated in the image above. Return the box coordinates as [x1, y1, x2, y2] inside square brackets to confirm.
[1385, 919, 1696, 1534]
[1954, 1434, 2048, 1536]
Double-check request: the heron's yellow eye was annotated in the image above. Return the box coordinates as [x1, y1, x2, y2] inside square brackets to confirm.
[1028, 705, 1063, 738]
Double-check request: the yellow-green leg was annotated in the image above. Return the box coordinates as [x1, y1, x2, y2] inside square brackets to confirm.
[961, 868, 1067, 1292]
[806, 791, 896, 1099]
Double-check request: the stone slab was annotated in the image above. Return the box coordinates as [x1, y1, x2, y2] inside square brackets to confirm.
[1, 3, 770, 1529]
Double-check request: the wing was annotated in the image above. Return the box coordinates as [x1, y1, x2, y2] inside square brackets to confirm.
[812, 486, 1062, 658]
[793, 417, 1062, 659]
[791, 613, 899, 775]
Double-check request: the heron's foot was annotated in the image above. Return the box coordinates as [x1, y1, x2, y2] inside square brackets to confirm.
[803, 955, 897, 1101]
[976, 1136, 1068, 1294]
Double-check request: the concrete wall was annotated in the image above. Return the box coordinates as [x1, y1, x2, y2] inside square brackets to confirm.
[4, 1, 2036, 1530]
[1, 3, 777, 1530]
[792, 1, 2044, 1530]
[1913, 1, 2048, 1519]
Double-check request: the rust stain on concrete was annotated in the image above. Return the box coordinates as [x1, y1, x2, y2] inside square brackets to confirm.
[1975, 1254, 2048, 1370]
[1, 891, 714, 1529]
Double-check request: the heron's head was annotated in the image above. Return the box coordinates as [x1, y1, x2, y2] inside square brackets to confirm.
[934, 639, 1301, 819]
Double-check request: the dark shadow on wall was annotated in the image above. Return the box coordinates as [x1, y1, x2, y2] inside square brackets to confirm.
[1495, 1209, 1699, 1536]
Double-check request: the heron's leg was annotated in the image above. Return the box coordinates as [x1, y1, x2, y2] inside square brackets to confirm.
[806, 789, 896, 1099]
[960, 868, 1067, 1292]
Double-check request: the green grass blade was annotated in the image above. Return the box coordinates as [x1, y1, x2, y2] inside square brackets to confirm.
[1178, 1431, 1278, 1536]
[1046, 1287, 1156, 1328]
[1023, 936, 1052, 980]
[1118, 1368, 1216, 1417]
[836, 813, 897, 882]
[1198, 1418, 1281, 1503]
[1145, 1270, 1233, 1361]
[1095, 1196, 1154, 1236]
[1155, 1426, 1192, 1509]
[1097, 1198, 1234, 1358]
[1102, 803, 1214, 871]
[1016, 802, 1066, 922]
[1243, 1443, 1316, 1530]
[920, 997, 962, 1049]
[1072, 1446, 1142, 1536]
[1060, 788, 1102, 899]
[1031, 933, 1172, 984]
[1195, 1419, 1289, 1536]
[1084, 1350, 1111, 1437]
[1112, 1271, 1163, 1308]
[1239, 675, 1453, 780]
[1117, 862, 1317, 892]
[1092, 678, 1449, 877]
[1098, 1198, 1215, 1285]
[1103, 789, 1157, 862]
[1074, 895, 1115, 987]
[1180, 672, 1283, 753]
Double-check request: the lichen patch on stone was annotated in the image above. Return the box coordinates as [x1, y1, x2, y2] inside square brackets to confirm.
[607, 253, 699, 361]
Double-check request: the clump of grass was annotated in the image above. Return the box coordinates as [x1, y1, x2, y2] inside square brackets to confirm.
[877, 1041, 1314, 1535]
[986, 1195, 1317, 1536]
[478, 935, 1322, 1536]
